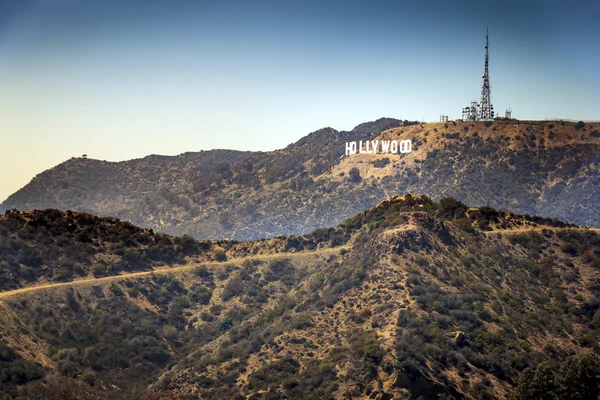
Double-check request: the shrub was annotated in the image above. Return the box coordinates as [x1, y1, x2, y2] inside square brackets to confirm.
[189, 285, 212, 305]
[248, 358, 300, 391]
[109, 283, 123, 296]
[194, 265, 212, 279]
[214, 249, 227, 262]
[560, 242, 577, 256]
[266, 259, 295, 284]
[222, 276, 244, 301]
[178, 234, 197, 254]
[18, 245, 43, 267]
[372, 158, 391, 168]
[438, 197, 468, 220]
[163, 325, 178, 340]
[349, 167, 361, 183]
[91, 263, 106, 277]
[124, 248, 145, 266]
[217, 316, 233, 332]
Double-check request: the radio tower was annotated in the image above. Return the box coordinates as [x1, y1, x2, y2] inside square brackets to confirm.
[479, 28, 494, 121]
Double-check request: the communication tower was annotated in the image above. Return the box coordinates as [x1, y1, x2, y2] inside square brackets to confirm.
[478, 28, 494, 121]
[461, 29, 496, 121]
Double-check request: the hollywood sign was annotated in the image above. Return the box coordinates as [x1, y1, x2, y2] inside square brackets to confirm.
[345, 140, 412, 156]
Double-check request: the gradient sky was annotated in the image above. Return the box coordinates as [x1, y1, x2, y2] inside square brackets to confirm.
[1, 0, 599, 202]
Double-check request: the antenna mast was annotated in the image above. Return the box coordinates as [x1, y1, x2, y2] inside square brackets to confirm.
[479, 28, 494, 121]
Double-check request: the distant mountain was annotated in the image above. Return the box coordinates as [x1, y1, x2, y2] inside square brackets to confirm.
[2, 148, 255, 221]
[3, 119, 600, 239]
[1, 195, 599, 399]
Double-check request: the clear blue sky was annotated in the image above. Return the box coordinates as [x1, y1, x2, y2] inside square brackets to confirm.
[1, 0, 599, 201]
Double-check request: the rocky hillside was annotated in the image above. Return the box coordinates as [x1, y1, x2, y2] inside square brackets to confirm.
[5, 118, 599, 241]
[1, 195, 599, 399]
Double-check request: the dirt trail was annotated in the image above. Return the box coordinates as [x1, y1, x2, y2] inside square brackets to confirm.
[0, 246, 347, 300]
[483, 226, 600, 235]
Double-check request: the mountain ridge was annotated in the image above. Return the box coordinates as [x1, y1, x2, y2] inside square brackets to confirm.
[3, 118, 600, 240]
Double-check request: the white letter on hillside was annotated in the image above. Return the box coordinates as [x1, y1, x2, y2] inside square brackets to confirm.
[345, 141, 357, 155]
[399, 140, 412, 153]
[381, 140, 390, 153]
[390, 140, 398, 153]
[371, 140, 379, 154]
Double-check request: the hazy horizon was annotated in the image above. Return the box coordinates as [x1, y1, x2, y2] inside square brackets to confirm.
[1, 0, 599, 202]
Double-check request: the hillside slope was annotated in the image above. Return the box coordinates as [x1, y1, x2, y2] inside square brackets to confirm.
[2, 119, 600, 240]
[0, 208, 346, 293]
[2, 149, 254, 220]
[1, 195, 599, 399]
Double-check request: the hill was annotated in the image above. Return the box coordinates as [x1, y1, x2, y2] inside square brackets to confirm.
[1, 195, 599, 399]
[1, 149, 254, 227]
[0, 118, 432, 239]
[0, 208, 346, 294]
[5, 118, 600, 240]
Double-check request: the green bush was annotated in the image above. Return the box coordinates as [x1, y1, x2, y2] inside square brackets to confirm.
[248, 357, 300, 391]
[349, 167, 361, 183]
[372, 158, 391, 168]
[91, 263, 106, 277]
[214, 249, 227, 262]
[222, 276, 244, 301]
[437, 197, 468, 220]
[189, 285, 212, 305]
[217, 316, 233, 332]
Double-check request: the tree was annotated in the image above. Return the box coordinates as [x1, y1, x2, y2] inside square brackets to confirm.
[349, 167, 361, 183]
[512, 354, 600, 400]
[438, 197, 468, 220]
[126, 245, 150, 266]
[559, 353, 600, 400]
[178, 234, 197, 255]
[531, 361, 559, 399]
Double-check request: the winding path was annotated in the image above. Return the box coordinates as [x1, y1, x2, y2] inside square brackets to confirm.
[0, 246, 347, 300]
